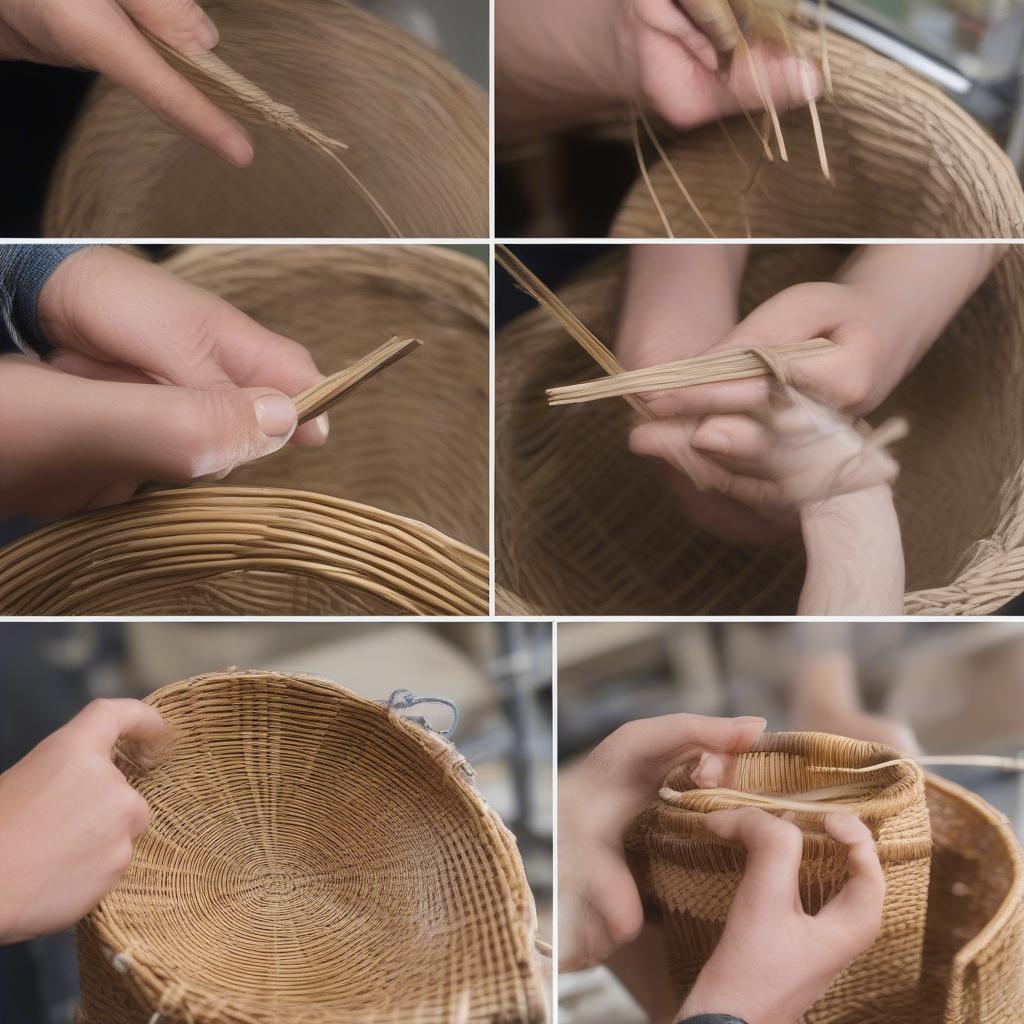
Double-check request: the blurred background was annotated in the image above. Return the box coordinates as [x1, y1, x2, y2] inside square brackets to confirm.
[557, 620, 1024, 1023]
[0, 0, 489, 235]
[0, 621, 552, 1024]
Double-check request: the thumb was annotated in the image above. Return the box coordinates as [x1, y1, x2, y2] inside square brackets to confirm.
[727, 44, 823, 117]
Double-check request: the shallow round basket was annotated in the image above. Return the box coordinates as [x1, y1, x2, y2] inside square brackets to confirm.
[45, 0, 487, 237]
[0, 488, 488, 616]
[612, 31, 1024, 239]
[75, 671, 546, 1024]
[164, 244, 490, 552]
[496, 244, 1024, 615]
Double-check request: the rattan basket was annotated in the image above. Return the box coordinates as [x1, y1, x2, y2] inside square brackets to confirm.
[75, 671, 547, 1024]
[0, 245, 490, 616]
[626, 733, 1024, 1024]
[44, 0, 487, 238]
[612, 31, 1024, 239]
[496, 244, 1024, 615]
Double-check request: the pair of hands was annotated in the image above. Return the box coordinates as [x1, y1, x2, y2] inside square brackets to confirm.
[0, 698, 164, 945]
[1, 246, 329, 518]
[617, 244, 1002, 546]
[497, 0, 823, 144]
[560, 713, 885, 1024]
[0, 0, 249, 165]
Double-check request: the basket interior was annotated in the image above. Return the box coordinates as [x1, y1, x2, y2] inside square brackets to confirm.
[44, 0, 487, 237]
[79, 674, 537, 1022]
[496, 245, 1024, 614]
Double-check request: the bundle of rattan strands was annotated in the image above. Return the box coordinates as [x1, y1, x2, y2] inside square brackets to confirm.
[625, 732, 1024, 1023]
[496, 244, 1024, 615]
[75, 671, 547, 1024]
[612, 30, 1024, 239]
[44, 0, 487, 237]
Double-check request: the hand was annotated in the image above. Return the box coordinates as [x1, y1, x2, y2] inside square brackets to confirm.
[0, 698, 166, 945]
[677, 808, 885, 1024]
[0, 0, 252, 166]
[0, 246, 328, 518]
[558, 713, 766, 972]
[496, 0, 822, 143]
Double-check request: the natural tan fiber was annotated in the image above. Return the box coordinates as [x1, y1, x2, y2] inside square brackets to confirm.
[0, 488, 488, 616]
[496, 245, 1024, 615]
[167, 244, 489, 552]
[44, 0, 488, 237]
[293, 336, 422, 424]
[612, 30, 1024, 238]
[75, 671, 547, 1023]
[626, 732, 1024, 1023]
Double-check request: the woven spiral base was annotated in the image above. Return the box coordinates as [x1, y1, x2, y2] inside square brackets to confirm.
[612, 31, 1024, 239]
[628, 733, 932, 1022]
[44, 0, 487, 237]
[75, 671, 546, 1024]
[626, 733, 1024, 1024]
[0, 488, 488, 616]
[164, 244, 490, 552]
[496, 244, 1024, 615]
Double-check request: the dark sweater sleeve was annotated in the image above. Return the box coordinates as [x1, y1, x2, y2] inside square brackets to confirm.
[0, 244, 87, 356]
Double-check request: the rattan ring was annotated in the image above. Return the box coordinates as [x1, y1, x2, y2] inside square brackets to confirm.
[75, 671, 547, 1023]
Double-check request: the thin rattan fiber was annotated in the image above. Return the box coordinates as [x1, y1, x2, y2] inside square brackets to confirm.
[496, 244, 1024, 615]
[612, 30, 1024, 239]
[75, 671, 547, 1024]
[625, 732, 1024, 1024]
[0, 245, 489, 616]
[44, 0, 488, 238]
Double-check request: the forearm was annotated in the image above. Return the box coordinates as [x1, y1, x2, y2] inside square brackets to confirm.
[838, 243, 1005, 382]
[617, 244, 749, 368]
[495, 0, 624, 144]
[798, 486, 905, 615]
[0, 245, 87, 355]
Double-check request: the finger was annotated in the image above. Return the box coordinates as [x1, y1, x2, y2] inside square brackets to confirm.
[691, 415, 775, 476]
[117, 0, 219, 52]
[643, 376, 773, 418]
[724, 44, 823, 117]
[701, 807, 804, 908]
[85, 9, 252, 166]
[635, 0, 719, 71]
[48, 349, 152, 384]
[69, 699, 167, 755]
[817, 814, 885, 936]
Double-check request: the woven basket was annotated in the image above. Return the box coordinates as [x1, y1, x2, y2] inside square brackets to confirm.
[626, 732, 1024, 1024]
[612, 31, 1024, 238]
[496, 244, 1024, 615]
[75, 671, 546, 1024]
[44, 0, 487, 238]
[0, 244, 490, 616]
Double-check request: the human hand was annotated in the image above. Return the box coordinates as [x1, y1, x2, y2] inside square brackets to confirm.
[558, 713, 766, 972]
[0, 246, 328, 518]
[496, 0, 822, 142]
[677, 808, 885, 1024]
[0, 0, 252, 166]
[0, 698, 165, 945]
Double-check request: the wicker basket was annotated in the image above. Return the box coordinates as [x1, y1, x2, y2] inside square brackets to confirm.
[75, 671, 547, 1024]
[612, 31, 1024, 239]
[496, 244, 1024, 615]
[0, 245, 490, 616]
[44, 0, 487, 238]
[627, 733, 1024, 1024]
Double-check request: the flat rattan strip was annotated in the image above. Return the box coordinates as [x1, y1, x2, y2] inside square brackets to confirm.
[0, 488, 488, 616]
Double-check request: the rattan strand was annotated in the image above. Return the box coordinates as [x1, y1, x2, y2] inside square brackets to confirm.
[75, 671, 546, 1024]
[0, 488, 488, 616]
[496, 245, 1024, 615]
[44, 0, 487, 237]
[626, 732, 1024, 1023]
[613, 30, 1024, 239]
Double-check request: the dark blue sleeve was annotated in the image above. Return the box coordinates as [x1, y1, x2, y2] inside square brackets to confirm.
[0, 245, 87, 356]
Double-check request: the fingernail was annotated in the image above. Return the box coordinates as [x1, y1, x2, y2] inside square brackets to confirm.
[198, 14, 220, 49]
[223, 133, 254, 168]
[692, 424, 731, 455]
[732, 716, 766, 725]
[253, 394, 297, 438]
[313, 413, 330, 442]
[794, 58, 823, 100]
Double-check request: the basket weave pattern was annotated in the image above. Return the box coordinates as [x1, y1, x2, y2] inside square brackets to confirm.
[76, 671, 546, 1024]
